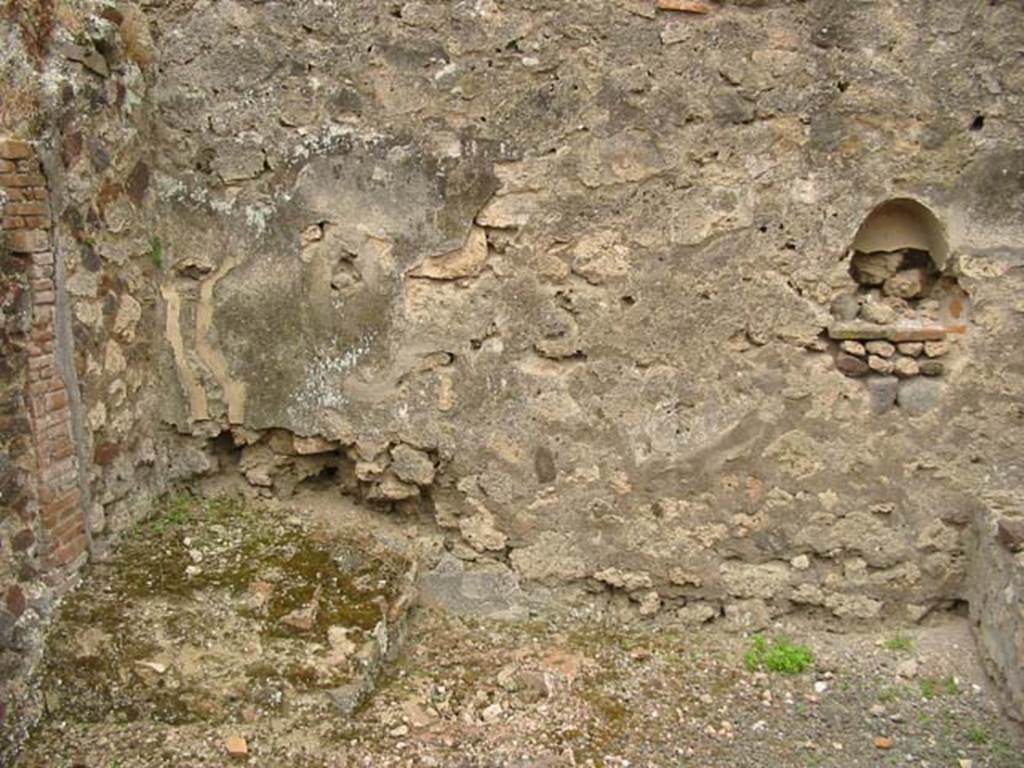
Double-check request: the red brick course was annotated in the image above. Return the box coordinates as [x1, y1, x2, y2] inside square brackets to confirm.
[1, 138, 86, 571]
[0, 139, 33, 159]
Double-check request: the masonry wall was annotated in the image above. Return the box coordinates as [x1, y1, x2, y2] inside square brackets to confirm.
[109, 0, 1023, 714]
[0, 0, 1022, 729]
[0, 137, 87, 734]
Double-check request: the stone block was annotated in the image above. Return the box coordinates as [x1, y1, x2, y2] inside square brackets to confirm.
[0, 172, 46, 188]
[390, 444, 436, 486]
[883, 268, 928, 299]
[897, 377, 941, 416]
[868, 377, 898, 414]
[851, 251, 902, 285]
[840, 340, 866, 356]
[836, 352, 869, 377]
[0, 140, 32, 160]
[830, 293, 860, 321]
[657, 0, 712, 11]
[888, 326, 946, 343]
[897, 342, 924, 356]
[860, 301, 897, 325]
[23, 216, 48, 230]
[893, 356, 919, 378]
[865, 340, 895, 358]
[828, 322, 889, 341]
[995, 518, 1024, 552]
[868, 355, 894, 374]
[7, 230, 49, 253]
[50, 532, 87, 567]
[5, 585, 26, 617]
[81, 50, 110, 77]
[7, 201, 49, 217]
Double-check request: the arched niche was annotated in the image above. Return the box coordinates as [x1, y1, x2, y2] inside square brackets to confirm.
[828, 198, 969, 416]
[851, 198, 950, 270]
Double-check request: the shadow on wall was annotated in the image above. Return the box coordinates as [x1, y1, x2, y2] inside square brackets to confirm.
[827, 198, 970, 416]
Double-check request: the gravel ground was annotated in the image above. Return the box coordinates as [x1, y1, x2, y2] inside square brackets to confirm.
[10, 497, 1023, 768]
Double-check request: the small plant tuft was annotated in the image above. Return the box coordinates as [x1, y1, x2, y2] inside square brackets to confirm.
[918, 674, 960, 700]
[883, 633, 913, 652]
[148, 493, 194, 532]
[744, 634, 814, 675]
[966, 724, 989, 745]
[149, 235, 164, 269]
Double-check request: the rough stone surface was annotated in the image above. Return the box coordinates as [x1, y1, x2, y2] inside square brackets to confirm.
[831, 293, 860, 322]
[389, 444, 436, 487]
[996, 518, 1024, 553]
[860, 301, 898, 325]
[893, 356, 920, 379]
[851, 252, 902, 286]
[840, 340, 866, 357]
[836, 353, 869, 378]
[896, 378, 942, 417]
[0, 0, 1022, 741]
[970, 500, 1024, 722]
[883, 268, 928, 299]
[865, 341, 896, 359]
[897, 342, 924, 357]
[867, 377, 899, 415]
[867, 355, 894, 375]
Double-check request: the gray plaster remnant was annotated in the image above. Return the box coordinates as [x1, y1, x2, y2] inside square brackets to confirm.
[896, 378, 942, 416]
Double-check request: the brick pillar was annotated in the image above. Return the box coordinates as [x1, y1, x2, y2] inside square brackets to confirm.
[0, 139, 86, 570]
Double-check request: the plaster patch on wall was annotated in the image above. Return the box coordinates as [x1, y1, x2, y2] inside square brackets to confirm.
[161, 281, 209, 422]
[196, 252, 247, 424]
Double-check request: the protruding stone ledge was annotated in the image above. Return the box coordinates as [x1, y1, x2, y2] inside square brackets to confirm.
[828, 322, 966, 343]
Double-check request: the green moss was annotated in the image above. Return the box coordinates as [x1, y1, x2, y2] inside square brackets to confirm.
[744, 634, 814, 675]
[966, 724, 989, 745]
[919, 674, 960, 700]
[31, 494, 409, 729]
[883, 632, 914, 652]
[149, 235, 164, 269]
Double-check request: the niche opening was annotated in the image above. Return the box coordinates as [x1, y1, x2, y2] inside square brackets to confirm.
[827, 199, 969, 414]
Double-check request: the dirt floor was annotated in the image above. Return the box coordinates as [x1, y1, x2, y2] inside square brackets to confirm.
[11, 496, 1024, 768]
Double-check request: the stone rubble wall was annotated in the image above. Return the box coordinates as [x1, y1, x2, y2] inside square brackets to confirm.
[969, 499, 1024, 721]
[0, 0, 1021, 727]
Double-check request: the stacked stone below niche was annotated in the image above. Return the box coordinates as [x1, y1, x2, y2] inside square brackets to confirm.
[827, 246, 964, 416]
